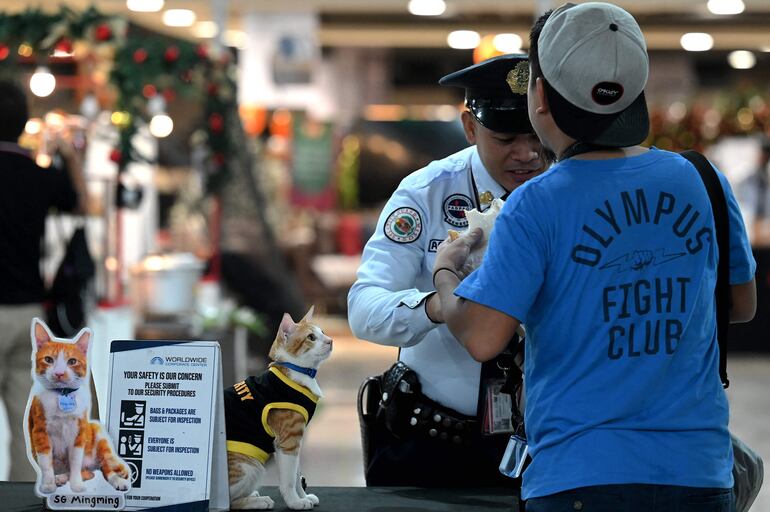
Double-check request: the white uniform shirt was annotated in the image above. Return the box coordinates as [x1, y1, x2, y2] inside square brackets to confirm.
[348, 146, 505, 416]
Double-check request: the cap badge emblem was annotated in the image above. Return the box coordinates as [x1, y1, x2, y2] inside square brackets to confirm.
[479, 191, 494, 206]
[506, 61, 529, 95]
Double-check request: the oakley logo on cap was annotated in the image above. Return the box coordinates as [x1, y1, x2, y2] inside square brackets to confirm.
[591, 82, 624, 106]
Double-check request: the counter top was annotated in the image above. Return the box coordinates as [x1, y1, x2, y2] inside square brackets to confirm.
[2, 482, 517, 512]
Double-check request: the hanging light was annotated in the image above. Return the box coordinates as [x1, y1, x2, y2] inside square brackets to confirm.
[408, 0, 446, 16]
[448, 30, 481, 50]
[728, 50, 756, 69]
[150, 114, 174, 138]
[126, 0, 164, 12]
[30, 66, 56, 97]
[707, 0, 745, 15]
[680, 33, 714, 52]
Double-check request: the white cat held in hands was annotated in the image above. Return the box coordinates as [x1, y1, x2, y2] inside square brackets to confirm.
[447, 198, 504, 271]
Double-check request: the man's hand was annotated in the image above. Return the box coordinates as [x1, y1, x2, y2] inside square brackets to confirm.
[433, 228, 483, 279]
[432, 226, 520, 361]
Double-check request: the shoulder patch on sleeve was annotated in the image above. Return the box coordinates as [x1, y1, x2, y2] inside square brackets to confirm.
[384, 207, 423, 244]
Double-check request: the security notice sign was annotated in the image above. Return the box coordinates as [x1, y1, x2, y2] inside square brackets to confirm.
[106, 340, 228, 511]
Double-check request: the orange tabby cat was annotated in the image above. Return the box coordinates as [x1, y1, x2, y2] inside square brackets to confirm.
[225, 306, 332, 510]
[25, 318, 130, 495]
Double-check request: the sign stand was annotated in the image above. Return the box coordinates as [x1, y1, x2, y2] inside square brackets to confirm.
[106, 340, 228, 511]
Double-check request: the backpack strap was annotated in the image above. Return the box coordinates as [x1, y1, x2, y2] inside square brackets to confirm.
[679, 150, 731, 388]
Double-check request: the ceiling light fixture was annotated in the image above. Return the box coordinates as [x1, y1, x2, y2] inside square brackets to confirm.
[448, 30, 481, 50]
[493, 34, 523, 54]
[408, 0, 446, 16]
[728, 50, 756, 69]
[126, 0, 164, 13]
[163, 9, 196, 28]
[680, 32, 714, 51]
[707, 0, 745, 15]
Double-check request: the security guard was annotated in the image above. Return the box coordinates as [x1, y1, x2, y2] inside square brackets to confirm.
[348, 54, 548, 489]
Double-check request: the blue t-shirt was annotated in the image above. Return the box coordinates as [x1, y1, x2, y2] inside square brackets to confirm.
[456, 148, 755, 499]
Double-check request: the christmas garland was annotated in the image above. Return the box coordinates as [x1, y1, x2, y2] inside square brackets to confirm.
[0, 6, 235, 195]
[646, 86, 770, 153]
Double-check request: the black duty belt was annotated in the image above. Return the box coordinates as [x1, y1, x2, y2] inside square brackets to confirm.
[375, 361, 480, 444]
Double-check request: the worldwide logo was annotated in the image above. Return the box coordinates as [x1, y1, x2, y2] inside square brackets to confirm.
[443, 194, 473, 227]
[164, 356, 208, 367]
[150, 356, 164, 365]
[384, 207, 422, 244]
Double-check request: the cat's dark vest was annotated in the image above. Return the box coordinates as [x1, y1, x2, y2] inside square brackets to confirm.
[225, 366, 319, 462]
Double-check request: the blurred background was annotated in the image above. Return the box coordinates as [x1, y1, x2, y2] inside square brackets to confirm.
[0, 0, 769, 508]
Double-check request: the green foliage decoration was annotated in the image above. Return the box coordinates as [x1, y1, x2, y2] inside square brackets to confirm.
[0, 6, 236, 196]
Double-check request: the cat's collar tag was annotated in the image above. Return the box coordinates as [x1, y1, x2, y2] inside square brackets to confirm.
[58, 393, 77, 412]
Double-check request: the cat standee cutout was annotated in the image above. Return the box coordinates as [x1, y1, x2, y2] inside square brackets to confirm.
[23, 318, 132, 510]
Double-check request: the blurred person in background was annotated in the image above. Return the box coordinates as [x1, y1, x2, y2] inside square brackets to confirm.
[348, 54, 548, 495]
[0, 79, 87, 481]
[736, 135, 770, 245]
[433, 4, 756, 510]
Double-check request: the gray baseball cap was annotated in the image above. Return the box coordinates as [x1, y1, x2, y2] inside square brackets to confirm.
[538, 2, 650, 146]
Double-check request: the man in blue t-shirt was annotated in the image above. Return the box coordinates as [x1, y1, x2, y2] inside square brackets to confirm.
[431, 3, 756, 511]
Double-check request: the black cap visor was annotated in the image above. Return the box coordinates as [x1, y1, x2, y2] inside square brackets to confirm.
[470, 105, 533, 134]
[544, 81, 649, 147]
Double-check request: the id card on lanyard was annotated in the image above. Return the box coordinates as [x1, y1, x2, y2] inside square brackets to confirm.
[481, 378, 514, 435]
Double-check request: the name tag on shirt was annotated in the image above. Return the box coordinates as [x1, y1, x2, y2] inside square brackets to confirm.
[428, 239, 443, 253]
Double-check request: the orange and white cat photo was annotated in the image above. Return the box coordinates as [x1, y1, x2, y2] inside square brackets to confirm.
[23, 318, 131, 500]
[225, 306, 332, 510]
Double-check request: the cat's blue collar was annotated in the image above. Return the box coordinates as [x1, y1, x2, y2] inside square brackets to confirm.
[56, 387, 78, 395]
[271, 362, 317, 378]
